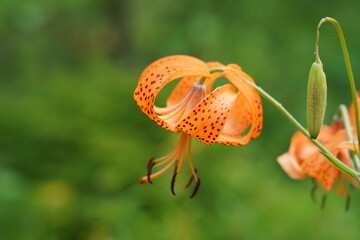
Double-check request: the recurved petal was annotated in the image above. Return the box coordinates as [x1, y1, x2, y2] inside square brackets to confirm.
[301, 130, 348, 190]
[206, 61, 227, 69]
[336, 146, 360, 189]
[302, 151, 339, 190]
[138, 55, 208, 83]
[317, 125, 337, 145]
[277, 153, 306, 179]
[334, 142, 359, 189]
[176, 84, 238, 145]
[336, 141, 358, 152]
[227, 65, 262, 136]
[288, 131, 316, 163]
[220, 90, 253, 136]
[277, 131, 313, 179]
[227, 64, 254, 83]
[134, 63, 210, 132]
[215, 66, 262, 146]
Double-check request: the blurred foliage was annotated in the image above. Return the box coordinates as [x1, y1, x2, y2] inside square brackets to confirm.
[1, 0, 360, 239]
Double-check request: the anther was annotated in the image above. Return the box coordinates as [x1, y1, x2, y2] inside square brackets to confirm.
[147, 157, 155, 184]
[190, 178, 201, 198]
[171, 171, 178, 196]
[310, 178, 319, 203]
[185, 168, 197, 188]
[345, 196, 351, 211]
[321, 193, 328, 210]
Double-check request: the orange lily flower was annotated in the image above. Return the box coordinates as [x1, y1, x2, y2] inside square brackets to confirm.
[277, 117, 359, 202]
[134, 55, 263, 197]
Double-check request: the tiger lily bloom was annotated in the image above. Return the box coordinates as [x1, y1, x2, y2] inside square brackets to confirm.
[134, 55, 263, 197]
[277, 116, 359, 203]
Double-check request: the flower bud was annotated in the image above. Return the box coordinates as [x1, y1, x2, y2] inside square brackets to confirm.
[307, 59, 327, 139]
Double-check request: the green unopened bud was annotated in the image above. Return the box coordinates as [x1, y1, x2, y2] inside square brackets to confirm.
[307, 57, 327, 139]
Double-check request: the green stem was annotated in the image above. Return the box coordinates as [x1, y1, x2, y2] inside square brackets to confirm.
[339, 104, 360, 170]
[316, 17, 360, 155]
[203, 66, 360, 179]
[244, 79, 360, 180]
[339, 105, 354, 144]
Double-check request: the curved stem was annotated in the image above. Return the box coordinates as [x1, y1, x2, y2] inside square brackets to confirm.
[316, 17, 360, 154]
[197, 67, 225, 85]
[201, 67, 360, 179]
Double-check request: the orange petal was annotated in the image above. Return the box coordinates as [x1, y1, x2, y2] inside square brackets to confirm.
[226, 65, 262, 138]
[227, 64, 254, 83]
[277, 131, 316, 179]
[301, 130, 348, 190]
[337, 147, 360, 188]
[337, 141, 358, 152]
[134, 62, 210, 132]
[303, 152, 339, 190]
[288, 131, 317, 163]
[176, 84, 238, 145]
[206, 61, 227, 69]
[138, 55, 208, 83]
[316, 125, 336, 145]
[215, 66, 262, 146]
[277, 153, 306, 179]
[221, 90, 253, 135]
[336, 177, 349, 196]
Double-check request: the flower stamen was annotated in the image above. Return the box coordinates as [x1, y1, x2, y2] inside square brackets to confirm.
[190, 178, 201, 198]
[171, 170, 177, 195]
[152, 151, 178, 168]
[321, 192, 330, 209]
[156, 94, 194, 122]
[185, 136, 201, 198]
[185, 168, 197, 188]
[346, 195, 351, 211]
[155, 83, 206, 129]
[147, 157, 155, 184]
[139, 133, 190, 184]
[310, 178, 319, 203]
[186, 136, 199, 183]
[139, 133, 201, 197]
[154, 86, 196, 115]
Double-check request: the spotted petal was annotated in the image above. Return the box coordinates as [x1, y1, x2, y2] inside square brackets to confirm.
[277, 131, 315, 179]
[134, 57, 210, 133]
[215, 65, 263, 146]
[301, 130, 348, 190]
[138, 55, 208, 83]
[177, 84, 238, 145]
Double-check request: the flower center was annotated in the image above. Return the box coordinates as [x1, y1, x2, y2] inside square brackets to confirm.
[154, 83, 206, 129]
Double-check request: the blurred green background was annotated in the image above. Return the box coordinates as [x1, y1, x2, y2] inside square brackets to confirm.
[1, 0, 360, 239]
